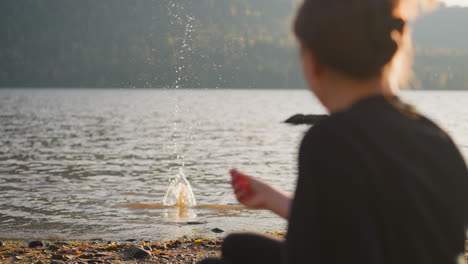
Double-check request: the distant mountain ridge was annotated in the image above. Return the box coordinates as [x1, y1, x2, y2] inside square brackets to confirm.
[414, 5, 468, 51]
[412, 5, 468, 90]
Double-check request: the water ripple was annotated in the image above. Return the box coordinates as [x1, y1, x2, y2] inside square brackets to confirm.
[0, 89, 466, 240]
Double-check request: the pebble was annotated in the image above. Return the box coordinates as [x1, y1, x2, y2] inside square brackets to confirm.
[0, 241, 4, 247]
[87, 260, 104, 264]
[47, 244, 60, 251]
[28, 240, 44, 248]
[79, 254, 95, 259]
[53, 241, 70, 246]
[184, 221, 207, 225]
[51, 254, 71, 260]
[151, 243, 166, 250]
[211, 228, 224, 233]
[51, 254, 64, 260]
[207, 240, 221, 246]
[167, 241, 182, 248]
[125, 245, 151, 259]
[143, 245, 152, 251]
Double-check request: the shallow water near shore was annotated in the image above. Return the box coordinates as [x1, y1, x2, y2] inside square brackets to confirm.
[0, 89, 467, 240]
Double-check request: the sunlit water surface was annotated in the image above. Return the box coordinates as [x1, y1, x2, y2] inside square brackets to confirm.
[0, 89, 467, 240]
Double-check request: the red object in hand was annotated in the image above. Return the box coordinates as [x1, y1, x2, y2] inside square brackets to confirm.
[230, 169, 250, 194]
[234, 175, 250, 193]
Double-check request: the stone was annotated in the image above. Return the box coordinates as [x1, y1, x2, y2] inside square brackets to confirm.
[184, 221, 207, 225]
[28, 240, 44, 248]
[125, 245, 151, 259]
[0, 241, 4, 247]
[51, 254, 71, 260]
[143, 245, 152, 251]
[47, 244, 60, 251]
[167, 241, 181, 248]
[78, 254, 95, 259]
[151, 243, 166, 250]
[53, 241, 70, 246]
[211, 228, 224, 233]
[87, 260, 103, 264]
[207, 240, 221, 246]
[284, 114, 328, 125]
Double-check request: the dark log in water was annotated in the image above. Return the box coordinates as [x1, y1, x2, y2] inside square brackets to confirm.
[284, 114, 328, 125]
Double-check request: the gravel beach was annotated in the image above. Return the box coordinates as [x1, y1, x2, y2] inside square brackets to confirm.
[1, 233, 466, 264]
[0, 232, 286, 264]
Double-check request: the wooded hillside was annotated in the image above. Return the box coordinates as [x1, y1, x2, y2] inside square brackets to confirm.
[0, 0, 466, 89]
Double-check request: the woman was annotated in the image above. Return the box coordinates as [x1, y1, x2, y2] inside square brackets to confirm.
[200, 0, 468, 263]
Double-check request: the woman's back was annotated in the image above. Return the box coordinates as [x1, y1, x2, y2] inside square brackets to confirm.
[287, 95, 468, 264]
[198, 1, 467, 264]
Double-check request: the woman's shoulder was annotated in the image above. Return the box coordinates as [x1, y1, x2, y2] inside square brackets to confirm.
[300, 113, 354, 152]
[318, 95, 447, 134]
[302, 94, 459, 153]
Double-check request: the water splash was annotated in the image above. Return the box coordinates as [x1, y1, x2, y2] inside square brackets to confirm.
[166, 0, 198, 89]
[159, 1, 199, 217]
[163, 168, 196, 207]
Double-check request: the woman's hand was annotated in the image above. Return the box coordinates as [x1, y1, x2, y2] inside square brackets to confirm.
[229, 169, 292, 219]
[230, 169, 273, 209]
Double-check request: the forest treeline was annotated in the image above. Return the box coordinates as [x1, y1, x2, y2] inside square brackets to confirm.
[0, 0, 467, 89]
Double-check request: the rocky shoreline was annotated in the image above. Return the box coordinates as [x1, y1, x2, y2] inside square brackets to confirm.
[0, 232, 286, 264]
[1, 233, 466, 264]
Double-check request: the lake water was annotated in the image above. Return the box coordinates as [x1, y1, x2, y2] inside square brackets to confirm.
[0, 89, 467, 241]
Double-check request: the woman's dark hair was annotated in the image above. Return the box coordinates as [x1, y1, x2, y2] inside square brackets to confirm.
[294, 0, 407, 79]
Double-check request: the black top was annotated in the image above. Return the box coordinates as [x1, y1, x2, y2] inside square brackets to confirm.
[286, 95, 468, 264]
